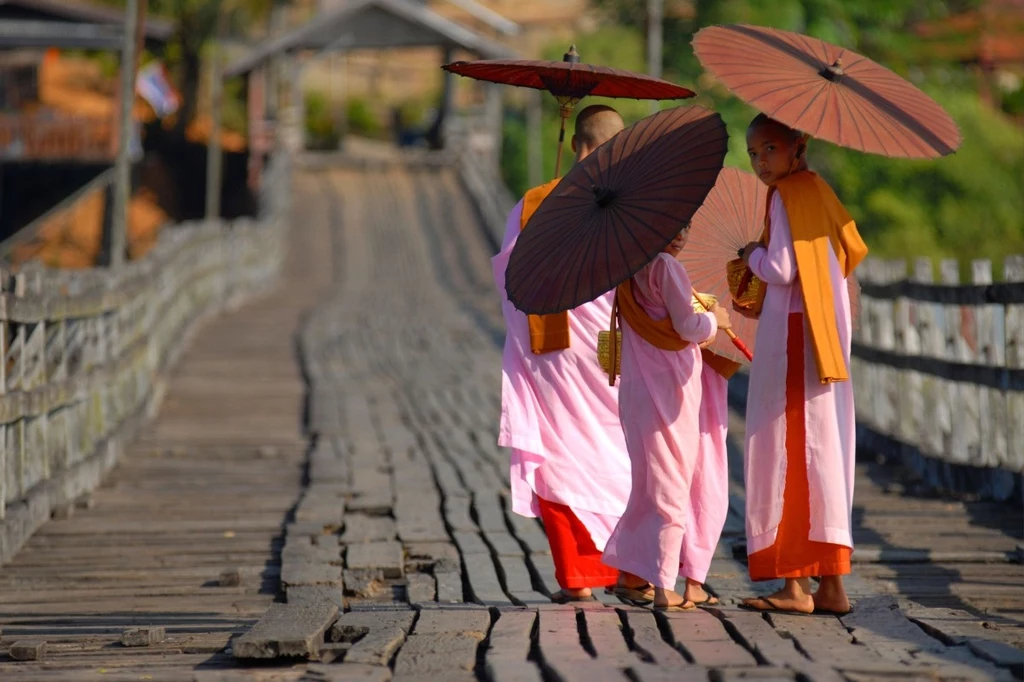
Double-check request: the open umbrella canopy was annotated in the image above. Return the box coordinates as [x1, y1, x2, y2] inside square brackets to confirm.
[692, 24, 961, 158]
[443, 45, 696, 176]
[681, 168, 767, 363]
[442, 48, 696, 101]
[505, 105, 729, 315]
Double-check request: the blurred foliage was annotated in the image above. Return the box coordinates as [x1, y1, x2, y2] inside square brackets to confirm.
[501, 0, 1024, 274]
[346, 97, 384, 139]
[304, 90, 340, 150]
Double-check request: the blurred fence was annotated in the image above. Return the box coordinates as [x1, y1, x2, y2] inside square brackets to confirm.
[852, 255, 1024, 501]
[0, 153, 289, 564]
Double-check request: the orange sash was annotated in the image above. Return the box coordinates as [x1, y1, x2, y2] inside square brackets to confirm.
[772, 171, 868, 383]
[520, 179, 570, 354]
[605, 278, 689, 385]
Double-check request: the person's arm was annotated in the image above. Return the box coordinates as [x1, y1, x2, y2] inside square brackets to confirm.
[747, 193, 797, 286]
[656, 256, 718, 343]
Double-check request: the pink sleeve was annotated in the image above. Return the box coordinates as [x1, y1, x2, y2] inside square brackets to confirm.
[491, 201, 524, 293]
[748, 193, 797, 285]
[654, 255, 718, 343]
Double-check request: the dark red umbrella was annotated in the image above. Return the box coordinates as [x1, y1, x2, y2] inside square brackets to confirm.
[443, 46, 696, 176]
[692, 24, 961, 158]
[505, 105, 728, 314]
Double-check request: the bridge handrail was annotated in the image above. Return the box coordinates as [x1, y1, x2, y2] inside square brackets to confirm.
[852, 255, 1024, 500]
[0, 153, 290, 564]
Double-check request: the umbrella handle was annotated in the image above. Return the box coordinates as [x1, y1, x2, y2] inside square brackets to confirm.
[554, 116, 567, 177]
[691, 288, 754, 362]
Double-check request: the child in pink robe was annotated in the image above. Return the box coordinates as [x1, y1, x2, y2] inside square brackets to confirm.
[736, 114, 866, 616]
[602, 229, 731, 610]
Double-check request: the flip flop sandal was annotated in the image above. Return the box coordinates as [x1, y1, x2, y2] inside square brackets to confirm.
[613, 584, 655, 605]
[813, 605, 853, 616]
[653, 600, 696, 612]
[550, 590, 596, 604]
[739, 597, 814, 616]
[692, 595, 720, 607]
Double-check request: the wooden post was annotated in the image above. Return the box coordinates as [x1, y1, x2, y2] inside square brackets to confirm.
[972, 259, 1006, 470]
[646, 0, 663, 115]
[891, 259, 916, 449]
[206, 8, 228, 221]
[873, 260, 898, 439]
[939, 259, 969, 467]
[914, 257, 944, 460]
[1004, 256, 1024, 478]
[110, 0, 141, 268]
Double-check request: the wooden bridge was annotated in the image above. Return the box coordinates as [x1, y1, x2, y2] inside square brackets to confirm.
[0, 143, 1018, 682]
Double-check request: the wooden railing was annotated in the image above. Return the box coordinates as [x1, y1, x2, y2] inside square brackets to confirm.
[446, 107, 514, 249]
[0, 154, 290, 564]
[853, 255, 1024, 501]
[0, 112, 116, 162]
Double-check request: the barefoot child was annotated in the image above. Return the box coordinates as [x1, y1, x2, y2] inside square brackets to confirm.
[602, 226, 732, 610]
[736, 114, 867, 615]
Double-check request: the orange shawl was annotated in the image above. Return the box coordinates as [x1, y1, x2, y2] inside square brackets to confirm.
[772, 171, 868, 383]
[606, 278, 689, 385]
[520, 179, 569, 354]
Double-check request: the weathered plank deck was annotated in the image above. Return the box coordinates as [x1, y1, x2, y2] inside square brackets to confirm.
[0, 159, 1020, 681]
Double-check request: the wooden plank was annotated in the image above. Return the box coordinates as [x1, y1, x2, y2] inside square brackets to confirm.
[582, 610, 633, 664]
[346, 541, 404, 579]
[485, 611, 540, 682]
[232, 601, 339, 659]
[329, 611, 415, 667]
[661, 610, 756, 668]
[620, 609, 686, 665]
[341, 514, 397, 543]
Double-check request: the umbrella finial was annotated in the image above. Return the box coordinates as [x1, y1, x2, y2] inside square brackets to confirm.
[564, 45, 581, 63]
[592, 185, 615, 208]
[822, 58, 844, 82]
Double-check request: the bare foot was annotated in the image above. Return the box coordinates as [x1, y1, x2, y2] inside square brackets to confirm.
[653, 586, 694, 610]
[741, 578, 814, 614]
[812, 576, 851, 615]
[561, 587, 592, 599]
[617, 571, 649, 590]
[682, 578, 719, 605]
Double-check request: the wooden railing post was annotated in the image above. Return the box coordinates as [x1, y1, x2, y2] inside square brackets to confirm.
[1004, 256, 1024, 476]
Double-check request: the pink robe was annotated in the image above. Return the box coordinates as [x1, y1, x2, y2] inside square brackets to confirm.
[683, 366, 730, 584]
[492, 200, 631, 549]
[744, 193, 856, 555]
[601, 254, 718, 589]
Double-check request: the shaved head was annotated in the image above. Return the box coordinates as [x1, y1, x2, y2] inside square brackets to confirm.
[572, 105, 625, 159]
[747, 114, 805, 145]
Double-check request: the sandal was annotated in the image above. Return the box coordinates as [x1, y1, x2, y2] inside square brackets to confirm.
[550, 589, 596, 604]
[613, 582, 655, 605]
[691, 595, 720, 607]
[653, 600, 696, 612]
[739, 596, 814, 615]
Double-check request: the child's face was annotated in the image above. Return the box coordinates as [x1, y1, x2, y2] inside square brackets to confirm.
[664, 226, 690, 257]
[747, 124, 801, 186]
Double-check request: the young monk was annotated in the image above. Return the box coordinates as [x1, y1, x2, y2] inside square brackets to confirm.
[492, 105, 632, 603]
[602, 227, 732, 611]
[736, 114, 868, 615]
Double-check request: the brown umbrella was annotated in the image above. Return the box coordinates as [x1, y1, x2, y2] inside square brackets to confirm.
[692, 24, 961, 158]
[681, 168, 767, 363]
[505, 105, 728, 314]
[443, 46, 696, 176]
